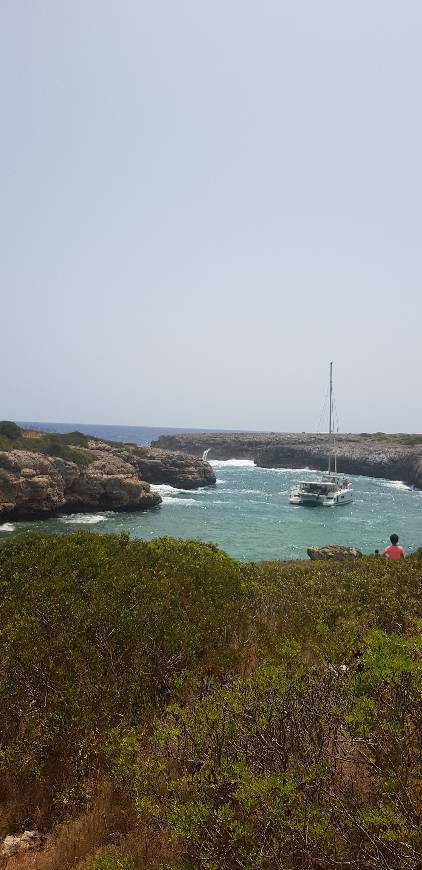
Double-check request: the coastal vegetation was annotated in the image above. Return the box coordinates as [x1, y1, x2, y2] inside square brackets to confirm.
[393, 434, 422, 447]
[0, 533, 421, 868]
[0, 422, 95, 468]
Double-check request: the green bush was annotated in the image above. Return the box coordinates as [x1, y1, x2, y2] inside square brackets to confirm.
[86, 851, 135, 870]
[0, 425, 95, 466]
[394, 433, 422, 446]
[0, 533, 421, 867]
[0, 435, 13, 451]
[40, 439, 94, 467]
[42, 440, 74, 459]
[119, 628, 421, 869]
[60, 430, 90, 446]
[0, 420, 21, 440]
[0, 534, 247, 816]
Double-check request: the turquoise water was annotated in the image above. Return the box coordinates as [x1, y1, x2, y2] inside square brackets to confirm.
[2, 458, 421, 561]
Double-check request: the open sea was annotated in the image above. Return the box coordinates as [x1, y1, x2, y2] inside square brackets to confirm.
[2, 422, 421, 561]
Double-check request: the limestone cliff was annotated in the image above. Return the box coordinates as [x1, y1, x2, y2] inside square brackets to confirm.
[0, 435, 216, 521]
[90, 442, 216, 490]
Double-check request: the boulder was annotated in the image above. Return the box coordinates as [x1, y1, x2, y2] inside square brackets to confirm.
[1, 830, 42, 858]
[307, 545, 362, 561]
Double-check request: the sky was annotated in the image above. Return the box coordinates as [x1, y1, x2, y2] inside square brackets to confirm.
[1, 0, 421, 432]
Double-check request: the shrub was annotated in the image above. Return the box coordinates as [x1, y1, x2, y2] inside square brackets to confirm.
[0, 435, 13, 451]
[0, 420, 21, 440]
[395, 433, 422, 446]
[40, 439, 94, 467]
[0, 534, 421, 868]
[61, 431, 90, 446]
[122, 631, 422, 869]
[86, 851, 135, 870]
[42, 440, 72, 459]
[0, 533, 247, 820]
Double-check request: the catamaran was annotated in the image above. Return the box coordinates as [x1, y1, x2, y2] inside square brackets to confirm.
[289, 363, 353, 507]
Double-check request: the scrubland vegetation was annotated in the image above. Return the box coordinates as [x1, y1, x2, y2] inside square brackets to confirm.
[0, 422, 95, 467]
[0, 533, 421, 869]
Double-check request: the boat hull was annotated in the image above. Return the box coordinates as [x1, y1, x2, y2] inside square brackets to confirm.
[289, 489, 353, 507]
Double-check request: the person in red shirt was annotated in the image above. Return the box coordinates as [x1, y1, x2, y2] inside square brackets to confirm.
[384, 533, 405, 560]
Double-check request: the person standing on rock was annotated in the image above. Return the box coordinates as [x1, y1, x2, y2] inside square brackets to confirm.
[384, 533, 405, 560]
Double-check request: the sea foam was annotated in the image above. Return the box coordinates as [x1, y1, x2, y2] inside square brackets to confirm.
[59, 513, 109, 524]
[161, 497, 200, 506]
[210, 459, 256, 468]
[0, 522, 15, 532]
[151, 484, 196, 494]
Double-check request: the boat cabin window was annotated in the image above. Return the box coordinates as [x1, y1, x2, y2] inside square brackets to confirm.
[301, 482, 335, 495]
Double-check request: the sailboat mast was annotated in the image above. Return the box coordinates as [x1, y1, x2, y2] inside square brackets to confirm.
[328, 361, 333, 473]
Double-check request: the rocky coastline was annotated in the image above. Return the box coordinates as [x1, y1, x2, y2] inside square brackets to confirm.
[152, 432, 422, 489]
[0, 431, 216, 522]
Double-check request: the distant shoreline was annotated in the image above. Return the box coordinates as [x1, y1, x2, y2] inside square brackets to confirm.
[15, 423, 422, 490]
[152, 431, 422, 490]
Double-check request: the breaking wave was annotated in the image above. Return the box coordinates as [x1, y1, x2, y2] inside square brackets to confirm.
[150, 484, 190, 494]
[257, 466, 312, 474]
[151, 484, 212, 495]
[59, 513, 110, 524]
[0, 522, 15, 533]
[161, 497, 200, 506]
[210, 459, 255, 468]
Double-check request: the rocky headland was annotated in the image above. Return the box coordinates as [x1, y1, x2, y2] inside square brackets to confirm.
[0, 426, 216, 521]
[152, 431, 422, 489]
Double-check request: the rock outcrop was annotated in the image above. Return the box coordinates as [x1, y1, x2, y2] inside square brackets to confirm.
[152, 432, 261, 460]
[1, 830, 42, 858]
[151, 432, 422, 489]
[0, 440, 215, 522]
[307, 545, 363, 560]
[96, 443, 216, 490]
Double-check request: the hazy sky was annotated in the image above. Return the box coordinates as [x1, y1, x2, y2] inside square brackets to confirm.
[1, 1, 421, 432]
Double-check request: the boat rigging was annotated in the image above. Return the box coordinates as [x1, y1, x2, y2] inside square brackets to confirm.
[289, 362, 353, 507]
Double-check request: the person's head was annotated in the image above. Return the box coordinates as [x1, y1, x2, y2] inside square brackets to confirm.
[374, 549, 379, 556]
[390, 533, 399, 546]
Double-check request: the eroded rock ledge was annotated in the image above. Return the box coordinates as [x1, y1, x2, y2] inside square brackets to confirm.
[151, 432, 422, 489]
[0, 440, 216, 522]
